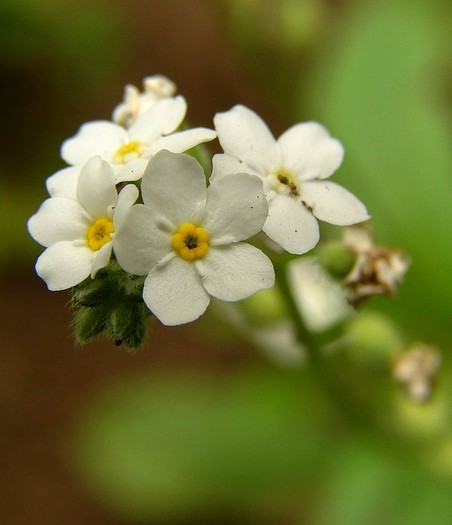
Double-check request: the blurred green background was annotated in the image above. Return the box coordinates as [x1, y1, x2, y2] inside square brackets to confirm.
[1, 0, 451, 523]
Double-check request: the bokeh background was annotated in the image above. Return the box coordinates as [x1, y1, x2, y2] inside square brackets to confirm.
[1, 0, 451, 523]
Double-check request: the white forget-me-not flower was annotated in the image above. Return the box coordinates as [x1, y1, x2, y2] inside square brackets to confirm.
[212, 105, 369, 254]
[28, 157, 138, 290]
[114, 150, 275, 326]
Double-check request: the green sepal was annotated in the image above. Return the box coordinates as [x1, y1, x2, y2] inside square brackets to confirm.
[72, 304, 108, 345]
[105, 299, 151, 350]
[70, 260, 152, 350]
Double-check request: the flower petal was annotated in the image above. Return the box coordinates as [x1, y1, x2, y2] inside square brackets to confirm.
[129, 96, 187, 142]
[46, 166, 80, 198]
[301, 180, 370, 225]
[28, 197, 89, 247]
[114, 204, 171, 275]
[90, 242, 113, 278]
[263, 194, 320, 254]
[61, 121, 127, 165]
[287, 257, 353, 332]
[149, 127, 217, 155]
[143, 256, 210, 325]
[197, 243, 274, 301]
[76, 157, 117, 218]
[205, 173, 268, 244]
[278, 122, 344, 181]
[214, 105, 278, 172]
[141, 150, 206, 225]
[35, 241, 93, 290]
[113, 158, 149, 183]
[113, 184, 139, 229]
[211, 153, 260, 181]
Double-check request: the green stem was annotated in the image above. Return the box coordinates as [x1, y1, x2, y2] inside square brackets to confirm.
[273, 256, 370, 428]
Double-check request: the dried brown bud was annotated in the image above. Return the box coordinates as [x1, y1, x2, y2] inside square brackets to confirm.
[343, 225, 410, 306]
[392, 342, 441, 402]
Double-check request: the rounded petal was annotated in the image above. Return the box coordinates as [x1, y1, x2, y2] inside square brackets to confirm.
[143, 256, 210, 325]
[113, 158, 149, 183]
[141, 150, 206, 225]
[278, 122, 344, 181]
[197, 243, 274, 301]
[35, 241, 93, 290]
[214, 105, 278, 172]
[211, 153, 260, 181]
[114, 204, 171, 275]
[61, 121, 127, 165]
[28, 197, 89, 247]
[287, 257, 352, 332]
[263, 194, 320, 254]
[150, 127, 217, 155]
[90, 242, 113, 278]
[129, 96, 187, 142]
[46, 166, 80, 199]
[205, 173, 268, 244]
[76, 157, 117, 218]
[113, 184, 139, 230]
[301, 180, 370, 225]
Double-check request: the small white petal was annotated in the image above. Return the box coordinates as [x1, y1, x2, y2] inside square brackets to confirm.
[197, 243, 275, 301]
[263, 194, 320, 254]
[129, 96, 187, 142]
[91, 242, 113, 278]
[113, 184, 139, 230]
[28, 197, 89, 247]
[113, 158, 149, 183]
[211, 153, 260, 181]
[36, 241, 93, 290]
[288, 257, 353, 332]
[278, 122, 344, 181]
[114, 204, 170, 275]
[46, 166, 80, 198]
[141, 151, 206, 225]
[76, 157, 117, 218]
[301, 180, 370, 225]
[214, 105, 278, 172]
[205, 173, 268, 244]
[150, 127, 217, 155]
[143, 256, 210, 325]
[61, 121, 127, 165]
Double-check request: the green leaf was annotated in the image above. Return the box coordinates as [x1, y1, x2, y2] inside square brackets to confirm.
[307, 1, 452, 340]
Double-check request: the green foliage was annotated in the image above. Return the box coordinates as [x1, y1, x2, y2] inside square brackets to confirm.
[305, 0, 452, 341]
[71, 368, 331, 522]
[71, 367, 452, 523]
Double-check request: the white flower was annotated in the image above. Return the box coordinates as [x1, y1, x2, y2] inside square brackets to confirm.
[27, 157, 138, 291]
[60, 95, 216, 184]
[212, 105, 369, 254]
[114, 150, 275, 326]
[112, 74, 177, 127]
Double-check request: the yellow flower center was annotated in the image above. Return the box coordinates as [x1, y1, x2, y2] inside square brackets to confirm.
[269, 166, 300, 197]
[87, 217, 114, 251]
[114, 140, 144, 163]
[171, 223, 209, 261]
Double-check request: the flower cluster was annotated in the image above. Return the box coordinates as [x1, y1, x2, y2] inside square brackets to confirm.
[28, 75, 370, 347]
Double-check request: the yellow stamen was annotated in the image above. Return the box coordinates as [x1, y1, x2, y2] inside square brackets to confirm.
[87, 217, 114, 251]
[171, 223, 209, 261]
[114, 140, 144, 163]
